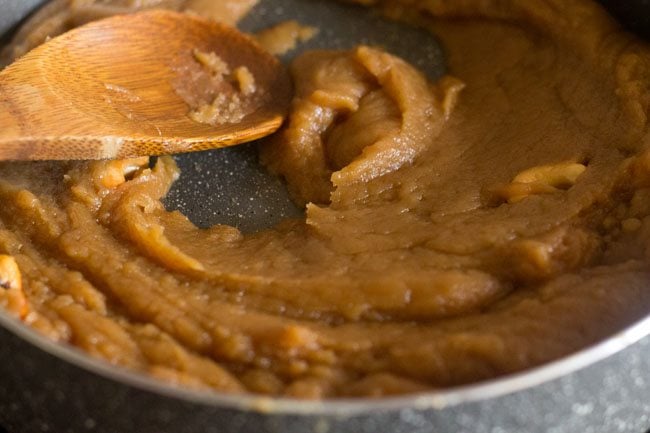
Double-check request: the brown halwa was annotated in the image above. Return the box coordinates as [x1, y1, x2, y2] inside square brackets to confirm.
[0, 0, 650, 399]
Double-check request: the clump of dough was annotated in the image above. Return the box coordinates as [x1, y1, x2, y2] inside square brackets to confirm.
[255, 20, 318, 56]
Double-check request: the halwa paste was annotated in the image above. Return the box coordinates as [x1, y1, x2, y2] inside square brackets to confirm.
[0, 0, 650, 398]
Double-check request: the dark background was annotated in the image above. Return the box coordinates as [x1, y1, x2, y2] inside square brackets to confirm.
[598, 0, 650, 39]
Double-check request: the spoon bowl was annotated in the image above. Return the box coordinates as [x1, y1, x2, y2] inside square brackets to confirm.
[0, 9, 292, 160]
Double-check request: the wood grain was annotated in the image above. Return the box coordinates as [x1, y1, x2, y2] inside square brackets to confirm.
[0, 10, 292, 160]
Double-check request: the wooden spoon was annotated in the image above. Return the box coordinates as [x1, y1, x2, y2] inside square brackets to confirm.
[0, 9, 292, 160]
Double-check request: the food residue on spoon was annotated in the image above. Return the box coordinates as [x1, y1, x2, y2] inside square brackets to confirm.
[182, 49, 260, 126]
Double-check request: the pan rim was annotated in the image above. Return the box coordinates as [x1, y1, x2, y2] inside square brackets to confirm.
[1, 308, 649, 415]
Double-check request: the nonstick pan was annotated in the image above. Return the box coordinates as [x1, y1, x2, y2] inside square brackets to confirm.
[0, 1, 650, 432]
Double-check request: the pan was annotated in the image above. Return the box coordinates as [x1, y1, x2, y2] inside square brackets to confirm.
[0, 1, 649, 432]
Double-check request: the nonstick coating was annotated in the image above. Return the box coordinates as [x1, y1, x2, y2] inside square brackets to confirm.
[1, 0, 650, 432]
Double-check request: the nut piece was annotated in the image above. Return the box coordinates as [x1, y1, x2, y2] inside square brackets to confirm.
[512, 161, 587, 188]
[0, 255, 28, 319]
[487, 161, 587, 204]
[100, 157, 150, 189]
